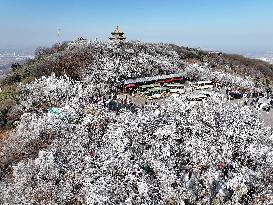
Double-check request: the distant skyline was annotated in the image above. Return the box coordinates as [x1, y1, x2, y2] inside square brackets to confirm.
[0, 0, 273, 53]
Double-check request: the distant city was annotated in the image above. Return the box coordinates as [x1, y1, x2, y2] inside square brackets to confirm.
[205, 48, 273, 64]
[0, 49, 34, 72]
[241, 51, 273, 64]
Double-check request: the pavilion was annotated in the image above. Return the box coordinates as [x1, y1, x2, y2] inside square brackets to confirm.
[109, 26, 126, 40]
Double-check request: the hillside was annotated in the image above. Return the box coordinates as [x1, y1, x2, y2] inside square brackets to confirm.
[1, 40, 272, 130]
[207, 53, 273, 85]
[0, 40, 273, 205]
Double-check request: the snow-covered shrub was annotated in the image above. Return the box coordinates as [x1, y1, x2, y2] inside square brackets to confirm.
[185, 64, 257, 88]
[0, 40, 272, 205]
[1, 89, 273, 204]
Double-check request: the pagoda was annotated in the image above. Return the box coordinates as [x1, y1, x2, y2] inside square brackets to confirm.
[109, 26, 126, 40]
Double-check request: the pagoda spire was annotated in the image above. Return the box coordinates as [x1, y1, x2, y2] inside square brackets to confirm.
[109, 26, 126, 41]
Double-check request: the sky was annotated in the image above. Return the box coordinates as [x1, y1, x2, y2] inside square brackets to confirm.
[0, 0, 273, 53]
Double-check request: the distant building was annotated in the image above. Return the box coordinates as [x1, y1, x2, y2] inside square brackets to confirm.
[109, 26, 126, 41]
[123, 72, 186, 85]
[207, 51, 223, 55]
[77, 37, 87, 41]
[72, 37, 88, 44]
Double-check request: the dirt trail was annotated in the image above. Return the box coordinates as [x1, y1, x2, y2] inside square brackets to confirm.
[0, 129, 10, 154]
[0, 129, 10, 143]
[0, 130, 10, 167]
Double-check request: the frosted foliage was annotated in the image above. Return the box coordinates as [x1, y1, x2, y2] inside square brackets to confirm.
[21, 41, 186, 98]
[81, 41, 182, 95]
[1, 82, 273, 204]
[19, 74, 91, 110]
[0, 41, 271, 204]
[185, 64, 256, 88]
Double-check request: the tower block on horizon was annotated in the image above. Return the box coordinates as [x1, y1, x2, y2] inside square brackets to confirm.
[109, 26, 126, 41]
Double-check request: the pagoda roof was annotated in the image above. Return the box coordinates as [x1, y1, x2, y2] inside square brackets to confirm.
[111, 31, 124, 35]
[112, 26, 123, 34]
[109, 26, 126, 40]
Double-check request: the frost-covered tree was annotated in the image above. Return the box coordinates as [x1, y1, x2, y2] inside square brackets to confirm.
[0, 40, 272, 205]
[1, 86, 272, 204]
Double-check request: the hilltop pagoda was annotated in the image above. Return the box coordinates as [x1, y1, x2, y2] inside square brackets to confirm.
[109, 26, 126, 41]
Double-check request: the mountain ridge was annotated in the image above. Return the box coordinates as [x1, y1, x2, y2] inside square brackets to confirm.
[0, 40, 273, 205]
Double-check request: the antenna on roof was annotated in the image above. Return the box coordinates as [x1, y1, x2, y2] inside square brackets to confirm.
[57, 28, 61, 44]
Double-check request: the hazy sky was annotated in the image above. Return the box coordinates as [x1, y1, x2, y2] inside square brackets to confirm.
[0, 0, 273, 52]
